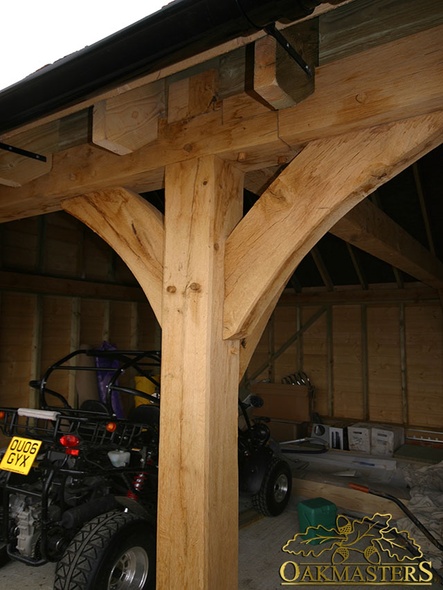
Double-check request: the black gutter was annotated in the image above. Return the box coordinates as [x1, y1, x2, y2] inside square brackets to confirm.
[0, 0, 323, 135]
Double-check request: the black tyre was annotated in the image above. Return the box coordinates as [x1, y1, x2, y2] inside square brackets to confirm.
[0, 542, 9, 568]
[252, 457, 292, 517]
[54, 509, 155, 590]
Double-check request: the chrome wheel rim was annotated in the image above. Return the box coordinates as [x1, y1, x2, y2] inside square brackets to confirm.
[108, 546, 149, 589]
[273, 473, 289, 503]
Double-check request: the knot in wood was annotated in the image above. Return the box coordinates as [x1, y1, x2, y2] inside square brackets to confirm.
[166, 285, 177, 293]
[189, 282, 201, 292]
[355, 92, 368, 104]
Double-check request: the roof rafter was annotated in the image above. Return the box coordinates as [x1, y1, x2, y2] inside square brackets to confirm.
[330, 199, 443, 289]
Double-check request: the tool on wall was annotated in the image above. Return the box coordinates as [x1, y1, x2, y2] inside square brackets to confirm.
[282, 370, 315, 419]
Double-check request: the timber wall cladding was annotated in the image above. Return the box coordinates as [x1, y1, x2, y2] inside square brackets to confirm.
[248, 300, 443, 430]
[0, 212, 160, 409]
[1, 214, 442, 429]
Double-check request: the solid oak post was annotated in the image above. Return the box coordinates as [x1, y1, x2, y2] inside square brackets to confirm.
[157, 155, 243, 589]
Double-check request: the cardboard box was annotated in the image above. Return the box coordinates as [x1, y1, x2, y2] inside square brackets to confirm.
[371, 424, 404, 456]
[267, 421, 307, 442]
[251, 383, 311, 423]
[348, 422, 372, 453]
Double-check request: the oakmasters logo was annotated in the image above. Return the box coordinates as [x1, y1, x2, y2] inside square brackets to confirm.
[280, 513, 433, 586]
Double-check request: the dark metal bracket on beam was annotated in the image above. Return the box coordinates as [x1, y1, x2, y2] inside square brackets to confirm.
[0, 141, 47, 162]
[264, 22, 313, 78]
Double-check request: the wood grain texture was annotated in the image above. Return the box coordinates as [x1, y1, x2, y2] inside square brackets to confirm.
[279, 25, 443, 144]
[157, 156, 243, 589]
[320, 0, 443, 65]
[331, 199, 443, 288]
[92, 81, 165, 155]
[62, 187, 164, 323]
[294, 478, 408, 519]
[1, 25, 441, 222]
[224, 111, 443, 341]
[250, 20, 317, 110]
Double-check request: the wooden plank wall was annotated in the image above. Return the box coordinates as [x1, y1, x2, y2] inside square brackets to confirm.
[0, 212, 160, 410]
[2, 213, 442, 432]
[247, 298, 443, 431]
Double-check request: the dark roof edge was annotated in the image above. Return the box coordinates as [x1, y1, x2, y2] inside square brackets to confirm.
[0, 0, 323, 134]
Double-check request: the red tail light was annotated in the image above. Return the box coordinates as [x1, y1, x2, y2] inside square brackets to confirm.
[60, 434, 80, 456]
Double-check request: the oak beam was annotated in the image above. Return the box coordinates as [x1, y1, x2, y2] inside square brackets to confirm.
[0, 270, 145, 301]
[1, 25, 442, 223]
[249, 20, 318, 110]
[0, 123, 55, 187]
[157, 156, 243, 589]
[92, 81, 165, 155]
[278, 284, 440, 306]
[61, 187, 164, 323]
[319, 0, 443, 65]
[224, 111, 443, 341]
[0, 2, 350, 140]
[279, 24, 443, 145]
[331, 200, 443, 289]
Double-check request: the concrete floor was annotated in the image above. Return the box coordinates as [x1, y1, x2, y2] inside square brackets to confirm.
[1, 456, 442, 590]
[0, 506, 293, 590]
[2, 503, 442, 590]
[0, 558, 54, 589]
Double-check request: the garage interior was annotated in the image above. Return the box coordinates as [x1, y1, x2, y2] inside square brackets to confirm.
[0, 0, 442, 588]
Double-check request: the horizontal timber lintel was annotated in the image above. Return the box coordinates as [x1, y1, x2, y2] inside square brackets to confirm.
[278, 283, 440, 306]
[0, 270, 146, 302]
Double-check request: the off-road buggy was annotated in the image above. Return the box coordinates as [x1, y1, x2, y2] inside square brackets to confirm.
[0, 348, 292, 589]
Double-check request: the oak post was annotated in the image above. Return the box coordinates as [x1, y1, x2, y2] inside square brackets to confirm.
[157, 155, 243, 589]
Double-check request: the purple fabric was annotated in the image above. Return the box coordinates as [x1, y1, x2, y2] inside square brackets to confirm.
[95, 342, 124, 417]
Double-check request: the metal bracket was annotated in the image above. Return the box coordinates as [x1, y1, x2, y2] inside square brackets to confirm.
[0, 141, 47, 162]
[264, 23, 313, 79]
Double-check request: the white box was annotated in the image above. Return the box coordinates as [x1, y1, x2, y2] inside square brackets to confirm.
[311, 423, 330, 446]
[311, 423, 348, 450]
[348, 422, 371, 453]
[371, 424, 404, 456]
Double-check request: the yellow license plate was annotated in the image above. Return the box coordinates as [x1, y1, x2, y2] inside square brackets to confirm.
[0, 436, 43, 475]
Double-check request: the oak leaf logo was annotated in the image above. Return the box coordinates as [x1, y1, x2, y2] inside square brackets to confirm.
[282, 513, 423, 564]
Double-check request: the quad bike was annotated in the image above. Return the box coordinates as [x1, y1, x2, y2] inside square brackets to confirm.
[0, 349, 292, 589]
[0, 349, 160, 590]
[238, 394, 292, 517]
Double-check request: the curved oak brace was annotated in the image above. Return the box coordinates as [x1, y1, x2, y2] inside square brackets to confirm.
[62, 187, 164, 323]
[225, 111, 443, 341]
[239, 285, 285, 380]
